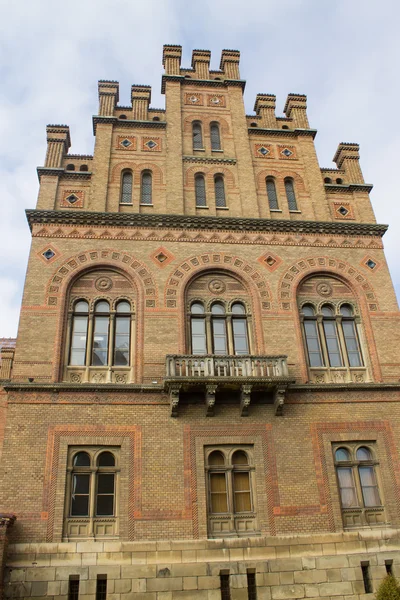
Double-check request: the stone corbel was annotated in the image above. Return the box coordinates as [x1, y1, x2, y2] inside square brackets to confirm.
[169, 384, 182, 417]
[240, 384, 252, 416]
[205, 384, 218, 417]
[273, 385, 287, 415]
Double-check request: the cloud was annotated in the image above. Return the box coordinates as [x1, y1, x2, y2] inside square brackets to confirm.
[0, 0, 399, 338]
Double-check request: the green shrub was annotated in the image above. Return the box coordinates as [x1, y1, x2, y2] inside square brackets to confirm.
[376, 575, 400, 600]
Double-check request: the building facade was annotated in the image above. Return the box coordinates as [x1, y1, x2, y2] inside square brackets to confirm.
[0, 44, 400, 599]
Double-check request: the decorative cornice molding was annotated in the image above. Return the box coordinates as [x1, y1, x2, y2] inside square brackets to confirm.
[325, 183, 373, 193]
[248, 127, 317, 139]
[183, 155, 237, 165]
[37, 168, 92, 182]
[66, 154, 94, 160]
[289, 383, 400, 392]
[36, 167, 64, 180]
[161, 74, 246, 93]
[92, 115, 166, 134]
[4, 382, 164, 393]
[26, 209, 388, 238]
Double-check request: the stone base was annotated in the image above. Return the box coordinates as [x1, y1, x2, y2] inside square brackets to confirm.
[5, 529, 400, 599]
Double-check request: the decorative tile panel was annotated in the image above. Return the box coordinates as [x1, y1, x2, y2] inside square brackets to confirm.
[207, 94, 226, 107]
[142, 137, 162, 152]
[277, 145, 297, 159]
[184, 92, 204, 106]
[60, 190, 84, 208]
[254, 143, 274, 159]
[332, 202, 355, 220]
[116, 136, 137, 150]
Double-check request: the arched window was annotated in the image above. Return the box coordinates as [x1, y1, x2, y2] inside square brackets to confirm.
[190, 302, 207, 355]
[114, 301, 131, 366]
[206, 447, 257, 538]
[266, 177, 279, 210]
[214, 175, 226, 208]
[301, 304, 323, 367]
[333, 444, 384, 529]
[211, 304, 227, 355]
[70, 301, 89, 366]
[321, 305, 343, 367]
[340, 304, 362, 367]
[192, 121, 203, 150]
[195, 174, 207, 207]
[141, 171, 152, 205]
[120, 170, 133, 204]
[92, 301, 110, 366]
[231, 303, 249, 355]
[284, 177, 298, 211]
[79, 165, 89, 172]
[66, 164, 75, 171]
[210, 122, 221, 150]
[65, 447, 118, 538]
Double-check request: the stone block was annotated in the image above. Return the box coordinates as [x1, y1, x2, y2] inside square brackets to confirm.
[103, 542, 123, 552]
[301, 557, 315, 570]
[76, 541, 104, 553]
[316, 555, 349, 569]
[82, 553, 97, 566]
[115, 579, 132, 593]
[31, 581, 48, 596]
[280, 571, 294, 584]
[183, 576, 198, 590]
[174, 592, 208, 600]
[58, 543, 77, 554]
[326, 568, 342, 582]
[230, 574, 247, 589]
[146, 577, 183, 592]
[196, 575, 221, 590]
[231, 589, 249, 600]
[131, 552, 147, 564]
[304, 584, 319, 598]
[121, 565, 156, 579]
[271, 584, 305, 599]
[10, 569, 26, 582]
[50, 552, 82, 566]
[146, 551, 182, 564]
[181, 550, 197, 563]
[171, 563, 206, 577]
[318, 581, 353, 595]
[257, 588, 272, 600]
[25, 567, 56, 581]
[270, 558, 303, 572]
[55, 566, 89, 580]
[97, 552, 131, 565]
[47, 580, 61, 595]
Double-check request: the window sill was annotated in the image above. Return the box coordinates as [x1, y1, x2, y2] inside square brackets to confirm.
[140, 203, 153, 206]
[216, 206, 229, 210]
[211, 149, 224, 153]
[289, 210, 302, 213]
[119, 203, 133, 206]
[193, 148, 206, 152]
[270, 209, 282, 212]
[196, 205, 209, 209]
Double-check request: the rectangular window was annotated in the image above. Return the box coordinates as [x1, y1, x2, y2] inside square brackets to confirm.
[212, 319, 227, 355]
[71, 474, 90, 516]
[114, 317, 130, 366]
[342, 321, 363, 367]
[210, 473, 228, 513]
[96, 473, 115, 516]
[92, 316, 109, 366]
[303, 321, 324, 367]
[247, 570, 257, 600]
[96, 575, 107, 600]
[220, 572, 231, 600]
[68, 577, 80, 600]
[361, 562, 372, 593]
[323, 321, 343, 367]
[191, 319, 207, 354]
[232, 319, 249, 355]
[70, 316, 88, 366]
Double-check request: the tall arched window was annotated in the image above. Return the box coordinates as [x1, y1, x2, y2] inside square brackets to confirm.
[70, 300, 89, 366]
[120, 170, 133, 204]
[301, 305, 323, 367]
[190, 302, 207, 355]
[114, 301, 131, 366]
[231, 303, 249, 355]
[340, 304, 363, 367]
[210, 122, 221, 150]
[284, 177, 298, 211]
[192, 121, 203, 150]
[214, 175, 226, 208]
[141, 171, 152, 205]
[321, 305, 343, 367]
[92, 301, 110, 366]
[195, 174, 207, 207]
[266, 177, 279, 210]
[211, 303, 227, 355]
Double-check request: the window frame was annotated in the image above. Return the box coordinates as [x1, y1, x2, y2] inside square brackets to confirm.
[210, 122, 222, 151]
[120, 170, 133, 204]
[266, 176, 279, 211]
[140, 170, 153, 205]
[284, 177, 298, 211]
[192, 121, 204, 150]
[195, 173, 207, 207]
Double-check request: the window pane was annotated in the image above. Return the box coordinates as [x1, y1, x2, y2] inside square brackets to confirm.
[337, 467, 358, 507]
[191, 318, 207, 354]
[210, 473, 228, 513]
[323, 321, 343, 367]
[321, 305, 334, 316]
[121, 171, 133, 204]
[356, 447, 372, 461]
[340, 304, 353, 317]
[335, 448, 350, 462]
[73, 452, 90, 467]
[301, 305, 315, 316]
[195, 175, 206, 206]
[233, 472, 251, 512]
[266, 178, 279, 210]
[97, 473, 115, 494]
[71, 494, 90, 516]
[70, 316, 88, 366]
[231, 303, 245, 314]
[211, 304, 225, 314]
[71, 474, 90, 516]
[232, 450, 248, 465]
[114, 316, 130, 366]
[73, 473, 90, 494]
[214, 176, 226, 208]
[208, 451, 225, 466]
[95, 301, 109, 313]
[233, 319, 249, 355]
[212, 319, 227, 355]
[285, 178, 298, 210]
[116, 301, 130, 313]
[74, 300, 89, 313]
[92, 316, 109, 366]
[210, 123, 221, 150]
[96, 494, 114, 516]
[303, 321, 324, 367]
[193, 122, 203, 149]
[191, 302, 205, 314]
[342, 321, 363, 367]
[141, 172, 152, 205]
[359, 466, 381, 507]
[98, 451, 115, 467]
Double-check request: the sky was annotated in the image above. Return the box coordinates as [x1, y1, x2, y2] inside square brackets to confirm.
[0, 0, 399, 337]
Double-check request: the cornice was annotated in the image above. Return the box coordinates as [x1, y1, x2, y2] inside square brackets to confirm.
[161, 74, 246, 94]
[183, 155, 237, 165]
[248, 127, 317, 139]
[37, 168, 92, 182]
[325, 183, 373, 193]
[4, 382, 164, 393]
[36, 167, 64, 180]
[289, 383, 400, 393]
[26, 209, 388, 238]
[92, 115, 166, 134]
[66, 154, 93, 160]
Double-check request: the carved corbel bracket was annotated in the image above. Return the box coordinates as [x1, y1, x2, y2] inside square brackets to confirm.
[205, 384, 218, 417]
[273, 385, 287, 415]
[169, 384, 182, 417]
[240, 384, 252, 416]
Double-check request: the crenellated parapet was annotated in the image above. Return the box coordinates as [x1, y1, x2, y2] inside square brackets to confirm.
[44, 125, 71, 168]
[254, 94, 277, 128]
[333, 142, 365, 184]
[162, 44, 182, 75]
[191, 49, 211, 79]
[284, 93, 309, 129]
[98, 80, 119, 116]
[162, 44, 242, 83]
[219, 49, 241, 80]
[131, 85, 151, 120]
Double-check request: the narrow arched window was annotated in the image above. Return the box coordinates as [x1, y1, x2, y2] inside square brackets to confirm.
[69, 300, 89, 366]
[191, 302, 207, 354]
[96, 452, 116, 516]
[340, 304, 363, 367]
[232, 450, 251, 512]
[321, 305, 343, 367]
[91, 301, 110, 366]
[193, 121, 203, 150]
[231, 303, 249, 355]
[70, 451, 91, 516]
[214, 175, 226, 208]
[211, 303, 227, 355]
[120, 170, 133, 204]
[141, 171, 152, 205]
[266, 177, 278, 210]
[114, 301, 131, 366]
[301, 305, 324, 367]
[210, 122, 221, 150]
[335, 447, 358, 508]
[285, 177, 298, 211]
[195, 174, 207, 207]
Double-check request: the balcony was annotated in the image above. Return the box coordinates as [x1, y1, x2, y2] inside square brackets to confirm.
[165, 354, 293, 417]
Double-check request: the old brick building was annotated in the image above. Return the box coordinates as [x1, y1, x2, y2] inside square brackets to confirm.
[0, 44, 400, 598]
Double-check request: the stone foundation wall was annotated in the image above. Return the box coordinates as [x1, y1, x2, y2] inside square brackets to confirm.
[5, 529, 400, 599]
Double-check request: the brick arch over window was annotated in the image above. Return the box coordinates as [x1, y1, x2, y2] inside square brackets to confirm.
[185, 165, 236, 190]
[110, 162, 135, 184]
[278, 256, 381, 382]
[164, 252, 271, 354]
[183, 115, 230, 135]
[111, 161, 164, 185]
[256, 168, 307, 193]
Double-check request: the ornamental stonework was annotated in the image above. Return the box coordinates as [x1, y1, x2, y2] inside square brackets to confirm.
[184, 92, 204, 106]
[208, 279, 226, 294]
[254, 144, 274, 159]
[142, 137, 162, 152]
[207, 94, 226, 107]
[95, 276, 113, 292]
[60, 190, 84, 208]
[116, 136, 137, 150]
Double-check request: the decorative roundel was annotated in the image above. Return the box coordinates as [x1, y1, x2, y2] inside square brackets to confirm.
[95, 276, 113, 292]
[208, 279, 226, 294]
[316, 282, 333, 297]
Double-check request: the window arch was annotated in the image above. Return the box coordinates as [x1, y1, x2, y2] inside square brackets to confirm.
[211, 303, 227, 355]
[214, 175, 226, 208]
[266, 177, 279, 210]
[192, 121, 203, 150]
[79, 164, 89, 172]
[210, 122, 221, 150]
[284, 177, 298, 211]
[195, 174, 207, 207]
[120, 170, 133, 204]
[190, 302, 207, 355]
[141, 171, 152, 205]
[66, 164, 75, 171]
